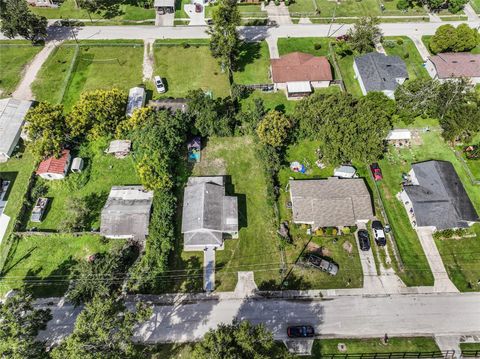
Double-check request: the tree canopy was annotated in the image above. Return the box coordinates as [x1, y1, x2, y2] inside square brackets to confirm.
[0, 0, 47, 43]
[347, 17, 382, 54]
[429, 24, 480, 54]
[256, 110, 292, 148]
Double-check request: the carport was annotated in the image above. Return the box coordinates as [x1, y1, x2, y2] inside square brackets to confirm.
[154, 0, 175, 14]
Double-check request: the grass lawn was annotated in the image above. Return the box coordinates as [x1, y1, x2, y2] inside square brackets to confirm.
[435, 224, 480, 292]
[337, 54, 363, 97]
[26, 138, 140, 231]
[170, 136, 282, 292]
[241, 90, 297, 115]
[0, 41, 43, 97]
[382, 37, 429, 80]
[461, 342, 480, 351]
[233, 41, 271, 85]
[471, 0, 480, 12]
[31, 0, 155, 20]
[277, 37, 332, 57]
[0, 146, 36, 271]
[153, 42, 230, 99]
[422, 35, 480, 55]
[0, 233, 123, 297]
[310, 337, 440, 355]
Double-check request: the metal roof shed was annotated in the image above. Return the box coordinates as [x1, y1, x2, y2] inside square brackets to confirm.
[0, 98, 32, 162]
[126, 87, 146, 117]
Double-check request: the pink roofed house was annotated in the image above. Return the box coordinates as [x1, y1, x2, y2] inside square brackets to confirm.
[36, 150, 71, 180]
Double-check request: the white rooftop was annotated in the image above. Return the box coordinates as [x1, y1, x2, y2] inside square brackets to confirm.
[0, 98, 32, 156]
[108, 186, 153, 202]
[386, 129, 412, 141]
[286, 81, 312, 94]
[126, 87, 146, 117]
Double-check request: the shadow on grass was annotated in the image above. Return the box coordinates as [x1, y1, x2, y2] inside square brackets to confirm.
[236, 42, 262, 74]
[0, 172, 18, 202]
[84, 191, 109, 229]
[224, 175, 248, 230]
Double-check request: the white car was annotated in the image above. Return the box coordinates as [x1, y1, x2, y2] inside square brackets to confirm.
[154, 76, 166, 93]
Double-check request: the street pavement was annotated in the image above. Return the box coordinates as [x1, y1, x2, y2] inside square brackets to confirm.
[37, 292, 480, 345]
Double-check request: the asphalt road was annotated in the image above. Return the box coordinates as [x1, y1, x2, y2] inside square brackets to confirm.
[38, 292, 480, 344]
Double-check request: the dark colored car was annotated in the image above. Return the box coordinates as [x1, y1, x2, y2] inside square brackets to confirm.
[287, 325, 315, 338]
[195, 3, 203, 12]
[371, 220, 386, 246]
[370, 163, 383, 181]
[358, 229, 371, 251]
[305, 254, 339, 276]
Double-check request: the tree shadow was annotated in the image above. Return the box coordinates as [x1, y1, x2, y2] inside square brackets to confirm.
[236, 42, 262, 73]
[224, 175, 248, 230]
[83, 191, 109, 229]
[0, 172, 18, 202]
[2, 244, 37, 276]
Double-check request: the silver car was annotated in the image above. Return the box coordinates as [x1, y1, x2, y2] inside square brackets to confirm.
[154, 75, 166, 93]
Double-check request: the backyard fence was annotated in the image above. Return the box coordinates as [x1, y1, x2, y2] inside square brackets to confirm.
[245, 83, 274, 92]
[462, 350, 480, 358]
[454, 150, 480, 186]
[320, 350, 455, 359]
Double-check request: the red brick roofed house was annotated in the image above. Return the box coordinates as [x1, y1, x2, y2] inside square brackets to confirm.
[426, 53, 480, 85]
[36, 150, 71, 180]
[270, 52, 333, 99]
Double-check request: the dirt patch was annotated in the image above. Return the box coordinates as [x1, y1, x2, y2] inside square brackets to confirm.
[193, 152, 227, 176]
[342, 240, 353, 254]
[306, 242, 332, 257]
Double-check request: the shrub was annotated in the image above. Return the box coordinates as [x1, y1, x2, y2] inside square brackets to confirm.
[433, 231, 442, 240]
[325, 227, 333, 236]
[182, 42, 190, 48]
[396, 0, 410, 10]
[403, 52, 409, 59]
[442, 229, 454, 238]
[342, 227, 351, 235]
[454, 228, 467, 237]
[332, 228, 338, 236]
[315, 228, 324, 236]
[396, 38, 404, 46]
[285, 0, 290, 5]
[314, 42, 322, 50]
[383, 40, 396, 49]
[275, 0, 280, 5]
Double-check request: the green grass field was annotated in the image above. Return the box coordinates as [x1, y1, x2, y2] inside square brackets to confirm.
[461, 342, 480, 351]
[27, 138, 140, 231]
[337, 54, 363, 97]
[0, 233, 123, 297]
[0, 41, 43, 97]
[311, 337, 440, 355]
[471, 0, 480, 12]
[153, 42, 230, 98]
[241, 90, 297, 115]
[233, 41, 271, 85]
[383, 36, 429, 80]
[277, 37, 332, 57]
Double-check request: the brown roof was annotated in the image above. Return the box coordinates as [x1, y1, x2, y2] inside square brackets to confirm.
[36, 150, 70, 175]
[271, 52, 333, 83]
[429, 53, 480, 79]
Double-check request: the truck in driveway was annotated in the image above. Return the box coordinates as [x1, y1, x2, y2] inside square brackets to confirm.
[304, 254, 338, 276]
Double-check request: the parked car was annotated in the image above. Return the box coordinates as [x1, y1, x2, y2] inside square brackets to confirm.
[371, 220, 386, 246]
[370, 163, 383, 181]
[154, 76, 166, 93]
[287, 325, 315, 338]
[358, 229, 371, 251]
[195, 3, 203, 12]
[305, 254, 338, 276]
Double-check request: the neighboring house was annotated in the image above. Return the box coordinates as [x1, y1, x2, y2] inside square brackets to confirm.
[399, 160, 479, 230]
[100, 186, 154, 241]
[386, 129, 412, 147]
[148, 99, 188, 113]
[182, 176, 238, 292]
[270, 52, 333, 99]
[353, 52, 408, 99]
[126, 87, 146, 117]
[289, 177, 374, 229]
[105, 140, 131, 158]
[333, 165, 356, 179]
[0, 98, 32, 163]
[425, 53, 480, 84]
[27, 0, 55, 7]
[154, 0, 174, 13]
[36, 150, 71, 180]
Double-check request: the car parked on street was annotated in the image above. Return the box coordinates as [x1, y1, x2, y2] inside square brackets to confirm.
[305, 254, 339, 276]
[372, 220, 386, 246]
[358, 229, 371, 251]
[195, 3, 203, 12]
[370, 163, 383, 181]
[287, 325, 315, 338]
[154, 75, 166, 93]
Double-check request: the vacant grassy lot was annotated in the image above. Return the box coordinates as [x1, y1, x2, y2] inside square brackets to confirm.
[153, 41, 230, 98]
[31, 0, 155, 20]
[435, 224, 480, 292]
[278, 37, 332, 57]
[27, 138, 139, 231]
[241, 90, 297, 115]
[310, 337, 440, 355]
[0, 41, 42, 97]
[0, 233, 123, 297]
[383, 36, 429, 79]
[233, 41, 271, 85]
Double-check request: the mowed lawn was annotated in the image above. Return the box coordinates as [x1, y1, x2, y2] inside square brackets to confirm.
[277, 37, 332, 57]
[241, 90, 297, 115]
[0, 234, 124, 297]
[383, 36, 429, 79]
[0, 41, 42, 97]
[233, 41, 271, 85]
[153, 41, 230, 98]
[27, 138, 140, 231]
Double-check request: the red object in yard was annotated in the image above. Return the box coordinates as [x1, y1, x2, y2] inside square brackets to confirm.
[370, 163, 383, 181]
[36, 150, 70, 176]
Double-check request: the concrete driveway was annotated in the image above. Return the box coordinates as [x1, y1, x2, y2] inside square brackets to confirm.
[155, 12, 174, 26]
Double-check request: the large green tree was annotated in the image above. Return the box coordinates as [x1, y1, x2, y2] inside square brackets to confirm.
[193, 321, 292, 359]
[429, 24, 479, 54]
[394, 78, 440, 121]
[25, 102, 68, 159]
[0, 0, 47, 43]
[207, 0, 242, 78]
[256, 110, 292, 148]
[347, 16, 382, 54]
[51, 296, 151, 359]
[0, 291, 51, 359]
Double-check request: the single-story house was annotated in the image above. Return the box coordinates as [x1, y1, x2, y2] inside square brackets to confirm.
[126, 87, 146, 117]
[105, 140, 131, 158]
[425, 53, 480, 84]
[353, 52, 408, 99]
[386, 129, 412, 147]
[182, 176, 238, 292]
[36, 150, 71, 180]
[100, 186, 154, 241]
[154, 0, 175, 13]
[289, 177, 374, 229]
[334, 165, 356, 179]
[0, 98, 32, 163]
[148, 99, 188, 113]
[270, 52, 333, 99]
[399, 160, 479, 230]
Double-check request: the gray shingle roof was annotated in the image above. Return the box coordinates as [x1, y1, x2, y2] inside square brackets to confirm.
[182, 177, 238, 247]
[290, 177, 374, 228]
[100, 186, 153, 240]
[404, 160, 479, 229]
[354, 52, 408, 93]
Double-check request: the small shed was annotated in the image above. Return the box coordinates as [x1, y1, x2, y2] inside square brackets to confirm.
[31, 197, 49, 223]
[126, 87, 146, 117]
[36, 150, 71, 180]
[71, 157, 84, 173]
[334, 165, 356, 179]
[386, 129, 412, 147]
[105, 140, 131, 159]
[286, 81, 312, 99]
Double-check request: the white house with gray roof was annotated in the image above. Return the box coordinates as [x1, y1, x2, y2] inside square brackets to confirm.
[0, 98, 32, 163]
[353, 52, 408, 99]
[182, 177, 238, 291]
[289, 177, 374, 229]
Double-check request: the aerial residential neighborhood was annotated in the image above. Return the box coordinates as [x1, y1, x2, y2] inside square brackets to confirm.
[0, 0, 480, 357]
